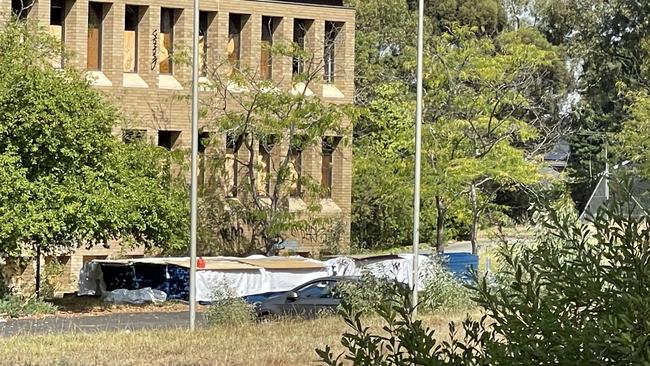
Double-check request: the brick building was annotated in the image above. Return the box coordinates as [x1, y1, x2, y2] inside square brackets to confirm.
[1, 0, 355, 293]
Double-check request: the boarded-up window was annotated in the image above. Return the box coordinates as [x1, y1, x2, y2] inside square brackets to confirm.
[228, 14, 243, 70]
[258, 141, 273, 196]
[159, 8, 175, 74]
[292, 19, 311, 76]
[226, 134, 241, 198]
[322, 137, 339, 198]
[158, 130, 180, 150]
[199, 11, 214, 77]
[49, 0, 65, 68]
[87, 2, 104, 70]
[261, 17, 280, 80]
[124, 5, 139, 73]
[324, 21, 342, 83]
[289, 147, 302, 198]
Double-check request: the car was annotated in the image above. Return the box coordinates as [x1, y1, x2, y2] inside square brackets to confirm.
[254, 276, 358, 319]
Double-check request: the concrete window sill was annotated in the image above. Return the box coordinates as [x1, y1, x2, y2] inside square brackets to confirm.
[123, 73, 149, 88]
[159, 74, 183, 90]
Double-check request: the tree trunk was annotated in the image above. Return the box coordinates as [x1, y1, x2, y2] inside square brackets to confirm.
[435, 196, 446, 253]
[470, 183, 479, 255]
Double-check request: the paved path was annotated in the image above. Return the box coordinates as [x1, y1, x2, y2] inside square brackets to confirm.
[0, 311, 210, 337]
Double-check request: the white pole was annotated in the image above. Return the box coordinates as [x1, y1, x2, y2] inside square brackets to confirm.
[412, 0, 425, 316]
[189, 0, 200, 331]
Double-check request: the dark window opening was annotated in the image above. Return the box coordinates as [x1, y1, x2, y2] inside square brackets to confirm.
[293, 19, 312, 76]
[199, 132, 210, 186]
[122, 129, 146, 144]
[124, 5, 140, 73]
[158, 130, 181, 150]
[12, 0, 33, 19]
[324, 21, 342, 83]
[87, 2, 105, 70]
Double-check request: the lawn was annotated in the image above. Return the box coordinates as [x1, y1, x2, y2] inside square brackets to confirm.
[0, 313, 462, 366]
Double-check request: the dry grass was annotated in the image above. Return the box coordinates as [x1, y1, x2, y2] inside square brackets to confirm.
[49, 296, 202, 318]
[0, 313, 464, 366]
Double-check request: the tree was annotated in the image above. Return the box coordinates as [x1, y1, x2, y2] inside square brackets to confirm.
[0, 21, 188, 292]
[197, 42, 351, 256]
[421, 26, 561, 253]
[319, 178, 650, 365]
[529, 0, 650, 209]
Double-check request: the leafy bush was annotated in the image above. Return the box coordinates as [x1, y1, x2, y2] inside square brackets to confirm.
[319, 179, 650, 365]
[419, 257, 474, 312]
[0, 295, 57, 318]
[205, 279, 255, 326]
[335, 273, 403, 315]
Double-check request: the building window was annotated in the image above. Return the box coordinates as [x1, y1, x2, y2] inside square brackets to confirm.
[198, 131, 210, 186]
[260, 16, 280, 80]
[12, 0, 33, 19]
[49, 0, 65, 68]
[199, 12, 213, 77]
[228, 14, 245, 71]
[160, 8, 175, 74]
[124, 5, 140, 73]
[321, 137, 339, 198]
[122, 129, 146, 143]
[158, 130, 180, 150]
[324, 22, 342, 84]
[293, 19, 311, 76]
[87, 2, 104, 70]
[289, 147, 302, 198]
[258, 140, 274, 196]
[226, 134, 242, 198]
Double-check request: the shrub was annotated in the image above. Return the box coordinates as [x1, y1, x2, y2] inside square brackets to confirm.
[318, 178, 650, 365]
[335, 272, 404, 315]
[419, 256, 475, 313]
[205, 279, 255, 326]
[0, 295, 57, 318]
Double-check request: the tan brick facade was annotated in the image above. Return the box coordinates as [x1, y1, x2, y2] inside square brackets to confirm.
[1, 0, 354, 293]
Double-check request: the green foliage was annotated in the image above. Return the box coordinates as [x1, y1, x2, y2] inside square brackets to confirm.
[0, 295, 58, 318]
[319, 179, 650, 365]
[420, 257, 474, 312]
[335, 273, 403, 315]
[206, 279, 255, 326]
[40, 260, 65, 299]
[198, 46, 350, 255]
[618, 92, 650, 178]
[0, 21, 189, 259]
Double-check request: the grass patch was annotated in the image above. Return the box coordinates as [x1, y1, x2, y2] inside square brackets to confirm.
[0, 314, 466, 365]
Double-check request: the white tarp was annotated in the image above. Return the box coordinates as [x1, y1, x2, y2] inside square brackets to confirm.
[104, 287, 167, 304]
[78, 254, 431, 302]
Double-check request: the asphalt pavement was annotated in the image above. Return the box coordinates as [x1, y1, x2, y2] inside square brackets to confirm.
[0, 311, 210, 337]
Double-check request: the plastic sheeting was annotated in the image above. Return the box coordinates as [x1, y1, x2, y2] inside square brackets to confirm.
[104, 287, 167, 304]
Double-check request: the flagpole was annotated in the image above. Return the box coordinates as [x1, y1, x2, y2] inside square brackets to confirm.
[411, 0, 425, 316]
[189, 0, 200, 330]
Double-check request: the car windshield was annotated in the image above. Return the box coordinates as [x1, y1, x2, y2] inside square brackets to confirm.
[296, 280, 336, 299]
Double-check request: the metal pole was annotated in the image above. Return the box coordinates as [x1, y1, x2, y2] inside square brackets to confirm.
[411, 0, 425, 316]
[189, 0, 200, 331]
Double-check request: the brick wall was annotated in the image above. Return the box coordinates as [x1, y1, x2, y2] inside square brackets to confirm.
[1, 0, 355, 293]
